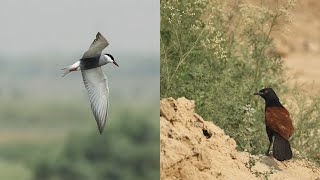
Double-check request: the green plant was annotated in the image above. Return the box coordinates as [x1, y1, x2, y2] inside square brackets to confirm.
[245, 155, 274, 179]
[287, 86, 320, 164]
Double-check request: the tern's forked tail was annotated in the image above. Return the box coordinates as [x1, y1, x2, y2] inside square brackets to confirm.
[61, 67, 72, 77]
[61, 61, 81, 78]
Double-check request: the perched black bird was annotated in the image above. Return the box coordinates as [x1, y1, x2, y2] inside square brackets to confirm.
[254, 88, 294, 161]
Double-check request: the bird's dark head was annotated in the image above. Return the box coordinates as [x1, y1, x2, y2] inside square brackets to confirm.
[104, 53, 119, 67]
[254, 88, 281, 106]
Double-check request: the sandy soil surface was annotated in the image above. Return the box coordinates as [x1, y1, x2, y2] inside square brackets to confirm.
[160, 97, 320, 180]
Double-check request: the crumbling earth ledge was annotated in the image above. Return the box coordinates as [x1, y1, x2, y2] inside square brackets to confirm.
[160, 97, 320, 180]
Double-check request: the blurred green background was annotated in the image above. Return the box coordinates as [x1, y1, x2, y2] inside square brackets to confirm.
[0, 0, 159, 179]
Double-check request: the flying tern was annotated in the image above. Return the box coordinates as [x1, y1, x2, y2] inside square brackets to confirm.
[61, 32, 119, 134]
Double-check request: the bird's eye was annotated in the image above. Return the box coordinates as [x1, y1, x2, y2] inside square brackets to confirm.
[265, 90, 268, 93]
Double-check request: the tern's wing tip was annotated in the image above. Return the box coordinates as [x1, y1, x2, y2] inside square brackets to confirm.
[98, 126, 104, 134]
[97, 121, 106, 134]
[82, 32, 109, 58]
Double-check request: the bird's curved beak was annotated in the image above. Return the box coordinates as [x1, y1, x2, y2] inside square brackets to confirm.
[113, 60, 119, 67]
[253, 92, 262, 96]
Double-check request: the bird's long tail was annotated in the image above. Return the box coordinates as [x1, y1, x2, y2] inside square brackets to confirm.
[273, 133, 293, 161]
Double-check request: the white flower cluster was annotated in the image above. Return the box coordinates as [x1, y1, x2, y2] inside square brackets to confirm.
[242, 104, 256, 123]
[162, 0, 208, 25]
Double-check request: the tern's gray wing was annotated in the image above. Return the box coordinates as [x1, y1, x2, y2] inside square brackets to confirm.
[82, 32, 109, 59]
[81, 67, 109, 134]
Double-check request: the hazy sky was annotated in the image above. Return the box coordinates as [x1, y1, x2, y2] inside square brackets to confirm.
[0, 0, 159, 56]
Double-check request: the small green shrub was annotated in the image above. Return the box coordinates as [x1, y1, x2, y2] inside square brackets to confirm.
[288, 86, 320, 164]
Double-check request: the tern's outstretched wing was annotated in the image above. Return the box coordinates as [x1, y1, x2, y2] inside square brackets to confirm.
[81, 67, 109, 134]
[82, 32, 109, 58]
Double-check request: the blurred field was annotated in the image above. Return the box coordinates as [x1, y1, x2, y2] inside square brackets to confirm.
[0, 53, 159, 179]
[286, 53, 320, 95]
[255, 0, 320, 94]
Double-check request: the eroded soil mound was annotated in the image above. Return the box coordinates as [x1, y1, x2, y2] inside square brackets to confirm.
[160, 97, 320, 180]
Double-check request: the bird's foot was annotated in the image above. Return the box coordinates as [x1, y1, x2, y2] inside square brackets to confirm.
[265, 151, 271, 156]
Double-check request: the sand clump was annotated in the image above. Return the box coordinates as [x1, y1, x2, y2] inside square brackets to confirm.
[160, 97, 320, 180]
